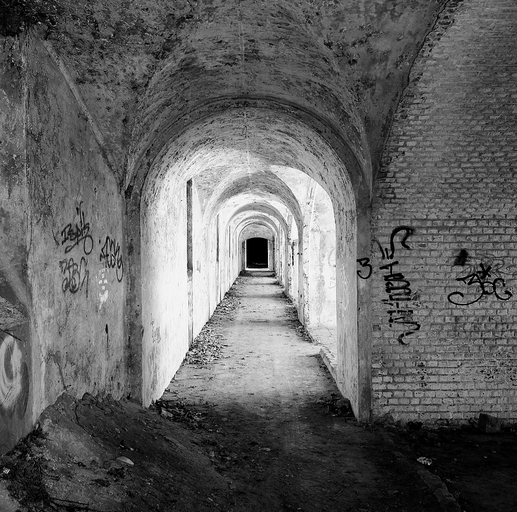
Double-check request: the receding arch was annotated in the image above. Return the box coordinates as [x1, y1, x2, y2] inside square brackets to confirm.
[126, 102, 371, 420]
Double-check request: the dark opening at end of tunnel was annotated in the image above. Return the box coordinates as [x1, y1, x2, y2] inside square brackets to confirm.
[246, 237, 268, 268]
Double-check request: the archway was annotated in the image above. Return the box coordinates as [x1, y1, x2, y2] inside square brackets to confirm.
[126, 105, 369, 420]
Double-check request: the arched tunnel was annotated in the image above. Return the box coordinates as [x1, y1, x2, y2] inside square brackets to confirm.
[128, 103, 364, 414]
[1, 1, 517, 487]
[121, 3, 372, 417]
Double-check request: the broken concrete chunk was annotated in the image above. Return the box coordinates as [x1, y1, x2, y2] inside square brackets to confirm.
[478, 413, 501, 434]
[116, 456, 134, 466]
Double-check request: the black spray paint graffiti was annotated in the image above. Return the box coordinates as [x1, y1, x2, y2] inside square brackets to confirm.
[59, 256, 90, 297]
[59, 201, 93, 255]
[453, 249, 517, 280]
[447, 261, 512, 306]
[357, 227, 420, 345]
[58, 202, 93, 297]
[356, 227, 414, 280]
[58, 202, 125, 298]
[0, 333, 29, 418]
[357, 258, 372, 280]
[378, 227, 420, 345]
[99, 236, 124, 282]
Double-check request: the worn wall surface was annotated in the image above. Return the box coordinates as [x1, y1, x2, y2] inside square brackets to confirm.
[141, 176, 189, 406]
[0, 36, 32, 452]
[26, 38, 128, 417]
[371, 0, 517, 423]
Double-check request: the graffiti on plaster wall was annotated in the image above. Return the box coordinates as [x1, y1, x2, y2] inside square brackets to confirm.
[99, 236, 124, 282]
[58, 201, 92, 297]
[357, 258, 372, 280]
[0, 333, 29, 418]
[58, 201, 125, 300]
[59, 256, 90, 297]
[447, 261, 512, 306]
[59, 201, 93, 255]
[357, 226, 420, 345]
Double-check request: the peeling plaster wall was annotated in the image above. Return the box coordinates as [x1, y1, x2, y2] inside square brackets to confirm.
[141, 177, 189, 406]
[0, 36, 32, 453]
[0, 34, 128, 454]
[191, 181, 211, 339]
[26, 37, 128, 417]
[372, 0, 517, 423]
[306, 185, 337, 330]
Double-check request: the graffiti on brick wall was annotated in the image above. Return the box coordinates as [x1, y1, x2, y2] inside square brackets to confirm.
[0, 332, 29, 417]
[357, 226, 420, 345]
[378, 227, 420, 345]
[453, 249, 517, 280]
[448, 253, 512, 306]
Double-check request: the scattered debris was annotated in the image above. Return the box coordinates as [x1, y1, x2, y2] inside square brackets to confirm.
[154, 399, 206, 429]
[417, 457, 433, 466]
[184, 326, 225, 366]
[183, 290, 239, 367]
[116, 456, 134, 466]
[317, 394, 354, 417]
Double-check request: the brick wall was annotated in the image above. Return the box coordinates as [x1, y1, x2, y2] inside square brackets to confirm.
[371, 0, 517, 423]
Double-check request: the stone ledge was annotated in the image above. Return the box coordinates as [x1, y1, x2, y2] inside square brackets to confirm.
[319, 345, 338, 382]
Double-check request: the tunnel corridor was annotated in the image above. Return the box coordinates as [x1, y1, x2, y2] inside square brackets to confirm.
[130, 105, 362, 418]
[1, 0, 517, 468]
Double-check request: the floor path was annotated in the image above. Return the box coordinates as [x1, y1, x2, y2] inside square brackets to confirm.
[163, 272, 443, 511]
[1, 274, 510, 511]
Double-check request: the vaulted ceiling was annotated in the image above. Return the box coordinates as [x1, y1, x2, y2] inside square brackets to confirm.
[2, 0, 447, 184]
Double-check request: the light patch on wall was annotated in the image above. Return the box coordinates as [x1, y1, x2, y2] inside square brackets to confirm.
[0, 333, 29, 416]
[98, 268, 109, 307]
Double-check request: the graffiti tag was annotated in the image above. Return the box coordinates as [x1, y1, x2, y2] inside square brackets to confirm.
[377, 227, 420, 345]
[447, 263, 512, 306]
[357, 258, 373, 280]
[99, 236, 124, 282]
[59, 201, 93, 255]
[59, 256, 90, 297]
[454, 249, 517, 280]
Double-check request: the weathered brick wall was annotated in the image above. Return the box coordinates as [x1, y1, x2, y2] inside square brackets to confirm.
[371, 0, 517, 423]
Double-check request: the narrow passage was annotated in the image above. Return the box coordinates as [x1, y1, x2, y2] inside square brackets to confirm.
[162, 273, 441, 512]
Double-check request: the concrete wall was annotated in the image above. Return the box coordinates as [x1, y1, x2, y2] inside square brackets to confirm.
[140, 172, 242, 406]
[0, 35, 128, 453]
[0, 36, 32, 453]
[371, 0, 517, 423]
[192, 182, 211, 339]
[305, 183, 337, 329]
[27, 38, 128, 413]
[141, 177, 189, 406]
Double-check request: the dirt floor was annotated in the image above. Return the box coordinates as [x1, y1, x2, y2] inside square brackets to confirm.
[1, 273, 516, 511]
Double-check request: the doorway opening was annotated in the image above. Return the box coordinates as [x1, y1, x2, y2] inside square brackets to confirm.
[246, 237, 269, 269]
